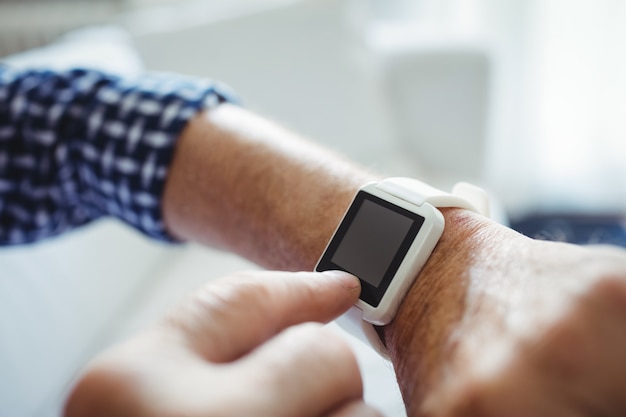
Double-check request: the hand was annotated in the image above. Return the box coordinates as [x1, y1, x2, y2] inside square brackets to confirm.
[384, 209, 626, 416]
[64, 270, 382, 417]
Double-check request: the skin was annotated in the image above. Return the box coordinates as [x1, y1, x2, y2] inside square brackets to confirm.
[384, 209, 626, 416]
[66, 104, 626, 416]
[161, 104, 373, 271]
[65, 270, 382, 417]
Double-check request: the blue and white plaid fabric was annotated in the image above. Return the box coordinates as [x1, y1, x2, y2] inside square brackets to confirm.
[0, 66, 237, 245]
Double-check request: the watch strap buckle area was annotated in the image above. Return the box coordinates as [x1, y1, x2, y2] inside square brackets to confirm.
[335, 306, 391, 360]
[377, 177, 490, 218]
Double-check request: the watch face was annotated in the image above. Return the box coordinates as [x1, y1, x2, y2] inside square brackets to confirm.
[316, 190, 425, 307]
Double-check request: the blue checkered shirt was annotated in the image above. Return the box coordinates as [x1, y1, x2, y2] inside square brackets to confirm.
[0, 66, 236, 245]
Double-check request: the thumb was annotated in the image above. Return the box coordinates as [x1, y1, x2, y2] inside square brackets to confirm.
[161, 270, 360, 362]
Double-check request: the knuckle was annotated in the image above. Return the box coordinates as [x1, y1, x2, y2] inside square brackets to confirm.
[445, 384, 493, 417]
[330, 401, 384, 417]
[588, 274, 626, 313]
[309, 324, 355, 355]
[259, 323, 363, 401]
[527, 274, 626, 385]
[423, 377, 496, 417]
[65, 352, 139, 417]
[529, 309, 592, 383]
[288, 323, 359, 370]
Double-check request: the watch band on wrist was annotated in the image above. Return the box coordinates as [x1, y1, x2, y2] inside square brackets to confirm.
[336, 178, 490, 359]
[377, 178, 490, 218]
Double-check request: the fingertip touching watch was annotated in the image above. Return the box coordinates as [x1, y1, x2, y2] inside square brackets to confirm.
[315, 177, 490, 358]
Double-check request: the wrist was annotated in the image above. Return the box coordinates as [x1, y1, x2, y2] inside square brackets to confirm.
[381, 208, 493, 407]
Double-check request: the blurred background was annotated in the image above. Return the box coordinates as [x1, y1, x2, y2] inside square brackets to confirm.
[1, 0, 625, 416]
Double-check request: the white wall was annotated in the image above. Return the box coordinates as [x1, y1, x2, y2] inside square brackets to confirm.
[125, 0, 397, 166]
[521, 0, 626, 215]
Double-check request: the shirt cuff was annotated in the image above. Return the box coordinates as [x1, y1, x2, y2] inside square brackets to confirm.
[70, 69, 239, 243]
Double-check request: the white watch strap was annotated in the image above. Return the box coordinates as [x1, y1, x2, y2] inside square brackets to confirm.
[377, 178, 491, 217]
[339, 178, 490, 360]
[335, 307, 389, 358]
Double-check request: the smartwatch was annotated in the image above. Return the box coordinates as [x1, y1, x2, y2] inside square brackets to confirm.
[315, 177, 489, 357]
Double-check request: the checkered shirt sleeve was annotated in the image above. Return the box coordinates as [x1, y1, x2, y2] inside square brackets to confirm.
[0, 66, 237, 245]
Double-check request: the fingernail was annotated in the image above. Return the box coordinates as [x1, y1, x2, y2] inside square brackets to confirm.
[321, 270, 360, 290]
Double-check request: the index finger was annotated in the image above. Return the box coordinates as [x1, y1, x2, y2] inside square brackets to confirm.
[161, 270, 360, 362]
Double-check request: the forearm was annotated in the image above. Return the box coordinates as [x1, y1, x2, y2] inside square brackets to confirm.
[163, 103, 375, 270]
